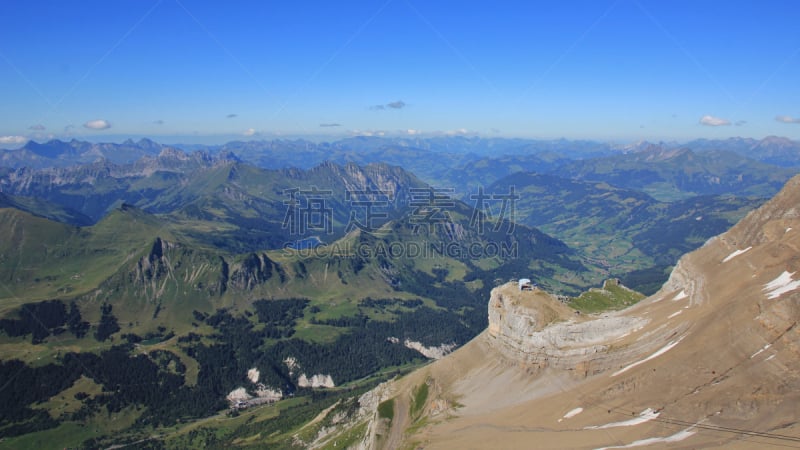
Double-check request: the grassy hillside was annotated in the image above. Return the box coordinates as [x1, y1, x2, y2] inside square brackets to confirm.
[0, 192, 602, 448]
[0, 192, 92, 226]
[568, 279, 645, 313]
[0, 206, 167, 306]
[558, 148, 795, 201]
[488, 172, 762, 292]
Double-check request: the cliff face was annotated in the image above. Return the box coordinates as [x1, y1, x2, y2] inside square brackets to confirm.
[228, 252, 282, 291]
[113, 237, 285, 306]
[485, 285, 651, 374]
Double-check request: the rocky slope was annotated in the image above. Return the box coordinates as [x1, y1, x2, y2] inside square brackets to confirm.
[322, 174, 800, 449]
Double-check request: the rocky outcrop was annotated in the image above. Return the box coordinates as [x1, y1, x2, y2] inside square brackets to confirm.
[402, 339, 457, 360]
[298, 373, 335, 388]
[132, 237, 176, 300]
[486, 284, 660, 374]
[228, 252, 280, 291]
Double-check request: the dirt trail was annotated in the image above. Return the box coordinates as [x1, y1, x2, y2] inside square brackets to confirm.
[383, 393, 408, 450]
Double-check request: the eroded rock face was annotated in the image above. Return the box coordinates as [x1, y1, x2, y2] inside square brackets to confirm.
[486, 285, 652, 373]
[298, 373, 335, 388]
[403, 339, 457, 359]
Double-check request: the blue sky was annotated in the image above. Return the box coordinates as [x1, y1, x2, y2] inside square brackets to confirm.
[1, 0, 799, 145]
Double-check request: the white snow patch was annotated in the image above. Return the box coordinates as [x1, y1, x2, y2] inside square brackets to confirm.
[766, 354, 776, 361]
[594, 427, 696, 449]
[585, 408, 659, 429]
[750, 344, 771, 359]
[563, 407, 584, 419]
[672, 290, 688, 301]
[763, 271, 800, 299]
[764, 271, 794, 290]
[722, 246, 751, 263]
[247, 367, 260, 384]
[668, 310, 683, 319]
[298, 373, 335, 388]
[612, 336, 686, 377]
[404, 339, 457, 360]
[387, 336, 400, 344]
[787, 227, 793, 233]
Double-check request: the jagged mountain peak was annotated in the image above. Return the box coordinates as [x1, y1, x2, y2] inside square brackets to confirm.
[758, 135, 796, 146]
[156, 146, 190, 160]
[635, 145, 694, 162]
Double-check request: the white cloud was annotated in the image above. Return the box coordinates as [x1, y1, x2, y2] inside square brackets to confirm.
[243, 128, 257, 136]
[0, 135, 28, 145]
[28, 124, 45, 131]
[83, 119, 111, 130]
[406, 129, 421, 135]
[776, 115, 800, 124]
[699, 115, 730, 126]
[445, 128, 470, 136]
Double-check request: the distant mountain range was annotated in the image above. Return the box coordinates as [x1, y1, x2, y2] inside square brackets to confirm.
[558, 145, 796, 200]
[3, 135, 789, 296]
[0, 137, 166, 168]
[4, 135, 800, 170]
[4, 136, 798, 202]
[1, 137, 796, 291]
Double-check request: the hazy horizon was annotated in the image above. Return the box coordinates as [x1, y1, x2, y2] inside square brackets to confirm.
[4, 132, 799, 150]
